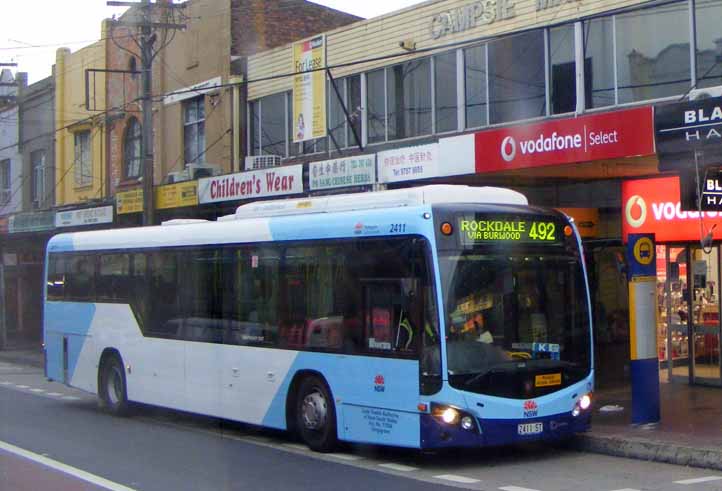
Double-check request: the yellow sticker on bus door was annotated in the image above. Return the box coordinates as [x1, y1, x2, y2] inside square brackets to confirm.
[535, 373, 562, 387]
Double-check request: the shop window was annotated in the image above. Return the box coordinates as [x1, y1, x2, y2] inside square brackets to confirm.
[303, 136, 327, 155]
[366, 69, 386, 143]
[249, 100, 260, 156]
[328, 78, 347, 151]
[346, 75, 362, 148]
[183, 96, 205, 164]
[695, 0, 722, 89]
[31, 150, 46, 208]
[261, 92, 286, 157]
[123, 117, 142, 179]
[465, 44, 488, 128]
[73, 131, 92, 187]
[616, 1, 691, 103]
[550, 25, 578, 114]
[488, 30, 546, 124]
[285, 93, 300, 157]
[387, 58, 432, 140]
[583, 17, 616, 108]
[434, 51, 458, 133]
[0, 158, 10, 206]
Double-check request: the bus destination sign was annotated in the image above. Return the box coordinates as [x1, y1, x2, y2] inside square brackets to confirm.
[458, 217, 563, 245]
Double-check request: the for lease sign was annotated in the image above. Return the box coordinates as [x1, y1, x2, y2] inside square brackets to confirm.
[475, 107, 655, 173]
[198, 165, 303, 204]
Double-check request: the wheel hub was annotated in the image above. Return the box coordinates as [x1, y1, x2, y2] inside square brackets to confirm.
[107, 368, 122, 405]
[301, 391, 327, 430]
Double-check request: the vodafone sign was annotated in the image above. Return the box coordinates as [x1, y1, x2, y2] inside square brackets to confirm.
[475, 107, 655, 172]
[622, 176, 722, 242]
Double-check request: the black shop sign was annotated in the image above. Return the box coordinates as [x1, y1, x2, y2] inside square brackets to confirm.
[655, 97, 722, 171]
[701, 168, 722, 210]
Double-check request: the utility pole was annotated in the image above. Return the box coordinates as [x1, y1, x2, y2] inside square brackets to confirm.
[107, 1, 185, 226]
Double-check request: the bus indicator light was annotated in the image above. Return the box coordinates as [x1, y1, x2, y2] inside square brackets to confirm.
[564, 225, 573, 237]
[441, 222, 453, 235]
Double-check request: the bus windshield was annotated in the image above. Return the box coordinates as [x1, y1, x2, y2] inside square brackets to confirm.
[439, 250, 591, 399]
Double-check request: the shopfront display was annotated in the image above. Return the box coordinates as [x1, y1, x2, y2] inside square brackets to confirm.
[624, 176, 722, 386]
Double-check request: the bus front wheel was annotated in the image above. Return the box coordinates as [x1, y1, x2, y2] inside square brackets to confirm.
[295, 375, 338, 452]
[99, 354, 130, 416]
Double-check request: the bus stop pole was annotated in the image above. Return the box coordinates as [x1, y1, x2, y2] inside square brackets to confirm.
[627, 233, 661, 424]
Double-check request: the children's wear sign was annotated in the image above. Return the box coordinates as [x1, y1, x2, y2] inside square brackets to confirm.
[198, 165, 303, 204]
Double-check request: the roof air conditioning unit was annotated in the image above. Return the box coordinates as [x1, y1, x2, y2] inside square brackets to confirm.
[164, 169, 191, 184]
[690, 85, 722, 100]
[186, 163, 221, 180]
[245, 154, 282, 171]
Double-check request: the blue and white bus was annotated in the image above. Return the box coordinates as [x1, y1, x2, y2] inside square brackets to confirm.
[44, 185, 593, 451]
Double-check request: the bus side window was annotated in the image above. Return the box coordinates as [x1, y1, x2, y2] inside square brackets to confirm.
[65, 255, 96, 301]
[47, 255, 66, 301]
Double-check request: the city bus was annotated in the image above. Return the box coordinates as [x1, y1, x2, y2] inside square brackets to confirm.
[43, 185, 593, 451]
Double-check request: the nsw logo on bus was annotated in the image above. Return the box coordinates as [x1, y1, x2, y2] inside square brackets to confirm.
[523, 400, 538, 418]
[374, 374, 385, 392]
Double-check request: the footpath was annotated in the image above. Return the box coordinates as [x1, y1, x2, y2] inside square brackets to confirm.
[576, 382, 722, 471]
[2, 347, 721, 470]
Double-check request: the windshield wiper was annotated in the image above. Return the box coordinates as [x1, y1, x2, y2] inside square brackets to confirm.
[462, 364, 515, 387]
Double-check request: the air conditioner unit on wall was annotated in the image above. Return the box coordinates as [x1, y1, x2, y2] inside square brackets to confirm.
[164, 169, 191, 184]
[186, 163, 221, 180]
[690, 85, 722, 100]
[245, 154, 282, 171]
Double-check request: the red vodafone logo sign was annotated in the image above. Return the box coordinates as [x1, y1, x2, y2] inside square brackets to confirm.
[476, 107, 654, 173]
[622, 176, 722, 242]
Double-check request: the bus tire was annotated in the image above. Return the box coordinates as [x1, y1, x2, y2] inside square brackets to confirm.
[99, 354, 130, 416]
[295, 375, 338, 452]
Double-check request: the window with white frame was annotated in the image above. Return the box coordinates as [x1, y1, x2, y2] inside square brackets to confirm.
[0, 159, 10, 205]
[183, 96, 205, 164]
[124, 117, 142, 179]
[74, 131, 92, 187]
[31, 150, 46, 207]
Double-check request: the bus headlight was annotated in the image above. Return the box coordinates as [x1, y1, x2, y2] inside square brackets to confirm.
[573, 393, 592, 417]
[431, 404, 477, 432]
[579, 394, 592, 411]
[441, 407, 459, 424]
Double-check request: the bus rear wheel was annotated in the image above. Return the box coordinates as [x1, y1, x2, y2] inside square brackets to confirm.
[99, 354, 130, 416]
[295, 375, 338, 452]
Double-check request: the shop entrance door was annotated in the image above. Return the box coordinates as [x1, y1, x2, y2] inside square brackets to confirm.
[689, 246, 722, 385]
[661, 246, 691, 382]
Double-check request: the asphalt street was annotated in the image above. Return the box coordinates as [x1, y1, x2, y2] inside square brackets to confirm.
[0, 360, 721, 491]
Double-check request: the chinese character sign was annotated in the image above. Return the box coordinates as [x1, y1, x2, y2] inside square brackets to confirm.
[310, 155, 376, 190]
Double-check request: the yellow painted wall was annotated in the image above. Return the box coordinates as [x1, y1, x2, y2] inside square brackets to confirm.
[247, 0, 651, 100]
[54, 22, 109, 206]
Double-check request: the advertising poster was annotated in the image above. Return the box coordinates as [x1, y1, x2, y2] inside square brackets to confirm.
[293, 35, 326, 143]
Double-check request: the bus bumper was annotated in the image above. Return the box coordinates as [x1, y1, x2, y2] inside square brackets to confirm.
[420, 411, 591, 448]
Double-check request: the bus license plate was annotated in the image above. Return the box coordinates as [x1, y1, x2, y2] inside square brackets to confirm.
[518, 423, 543, 435]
